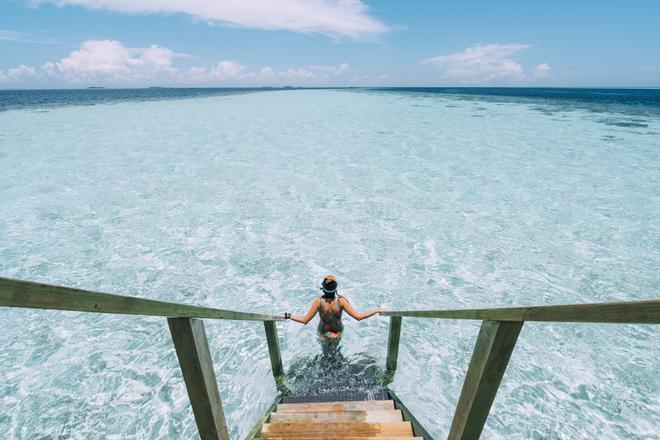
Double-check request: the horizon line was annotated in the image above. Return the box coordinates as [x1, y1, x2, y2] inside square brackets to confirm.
[2, 85, 660, 91]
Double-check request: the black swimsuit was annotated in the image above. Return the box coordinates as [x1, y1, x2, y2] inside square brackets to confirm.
[317, 295, 344, 335]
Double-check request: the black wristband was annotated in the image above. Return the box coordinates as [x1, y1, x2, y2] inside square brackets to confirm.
[284, 312, 291, 320]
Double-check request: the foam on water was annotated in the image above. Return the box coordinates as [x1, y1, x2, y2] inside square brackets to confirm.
[0, 89, 658, 439]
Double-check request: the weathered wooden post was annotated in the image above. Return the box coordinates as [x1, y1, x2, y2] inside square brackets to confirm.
[386, 316, 402, 374]
[263, 320, 284, 378]
[448, 320, 523, 440]
[168, 317, 229, 440]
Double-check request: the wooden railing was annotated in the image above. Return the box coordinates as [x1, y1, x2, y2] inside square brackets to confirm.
[2, 276, 658, 439]
[381, 300, 660, 440]
[0, 277, 284, 440]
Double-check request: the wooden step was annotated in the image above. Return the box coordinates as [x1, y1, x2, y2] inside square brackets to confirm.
[258, 437, 423, 440]
[277, 400, 395, 413]
[270, 410, 403, 423]
[260, 421, 414, 438]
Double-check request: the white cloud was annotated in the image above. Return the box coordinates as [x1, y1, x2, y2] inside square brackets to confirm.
[34, 0, 390, 40]
[266, 67, 316, 80]
[184, 62, 322, 84]
[533, 62, 551, 79]
[423, 43, 550, 83]
[8, 64, 38, 78]
[0, 64, 38, 82]
[41, 40, 178, 83]
[184, 60, 247, 82]
[211, 60, 246, 78]
[2, 39, 352, 86]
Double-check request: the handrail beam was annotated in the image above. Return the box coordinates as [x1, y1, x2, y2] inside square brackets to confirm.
[0, 277, 282, 321]
[382, 300, 659, 324]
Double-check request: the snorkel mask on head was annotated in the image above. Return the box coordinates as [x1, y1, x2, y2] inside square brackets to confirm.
[320, 275, 338, 298]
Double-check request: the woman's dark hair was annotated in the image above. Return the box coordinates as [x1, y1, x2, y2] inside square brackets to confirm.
[321, 275, 337, 298]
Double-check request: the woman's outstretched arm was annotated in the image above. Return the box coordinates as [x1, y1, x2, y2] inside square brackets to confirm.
[340, 297, 385, 321]
[286, 298, 320, 325]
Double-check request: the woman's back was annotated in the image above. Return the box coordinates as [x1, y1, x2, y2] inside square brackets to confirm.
[318, 295, 344, 336]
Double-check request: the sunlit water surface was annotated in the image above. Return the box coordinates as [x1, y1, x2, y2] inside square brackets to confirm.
[0, 89, 659, 439]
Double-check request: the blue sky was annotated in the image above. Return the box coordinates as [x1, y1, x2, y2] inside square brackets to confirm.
[1, 0, 659, 88]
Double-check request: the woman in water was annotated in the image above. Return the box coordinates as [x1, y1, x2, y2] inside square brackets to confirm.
[283, 276, 385, 339]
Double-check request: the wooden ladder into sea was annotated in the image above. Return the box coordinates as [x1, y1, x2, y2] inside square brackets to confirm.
[248, 390, 431, 440]
[261, 398, 414, 440]
[0, 277, 658, 440]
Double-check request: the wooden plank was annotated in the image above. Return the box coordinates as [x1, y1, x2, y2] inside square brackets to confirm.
[448, 320, 523, 440]
[168, 317, 229, 440]
[258, 437, 421, 440]
[264, 321, 284, 378]
[261, 421, 413, 437]
[277, 401, 395, 413]
[386, 316, 402, 374]
[270, 410, 403, 423]
[0, 277, 282, 321]
[387, 389, 433, 440]
[382, 300, 660, 324]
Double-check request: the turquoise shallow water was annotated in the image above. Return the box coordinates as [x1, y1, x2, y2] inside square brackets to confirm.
[0, 89, 659, 439]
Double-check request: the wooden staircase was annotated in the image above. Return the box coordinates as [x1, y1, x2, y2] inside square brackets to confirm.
[258, 399, 421, 439]
[3, 278, 658, 440]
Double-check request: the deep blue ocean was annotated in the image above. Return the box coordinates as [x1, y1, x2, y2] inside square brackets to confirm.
[0, 87, 268, 112]
[1, 87, 660, 115]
